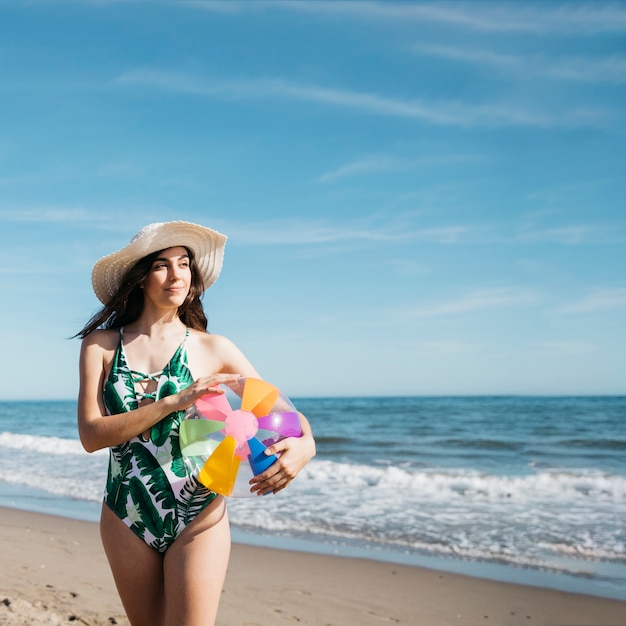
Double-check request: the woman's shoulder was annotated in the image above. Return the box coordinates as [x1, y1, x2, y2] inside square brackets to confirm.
[81, 328, 120, 351]
[188, 329, 234, 350]
[187, 328, 257, 376]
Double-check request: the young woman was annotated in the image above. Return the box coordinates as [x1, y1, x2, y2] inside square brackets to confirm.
[76, 221, 316, 626]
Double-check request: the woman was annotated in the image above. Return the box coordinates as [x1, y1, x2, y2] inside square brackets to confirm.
[77, 221, 316, 626]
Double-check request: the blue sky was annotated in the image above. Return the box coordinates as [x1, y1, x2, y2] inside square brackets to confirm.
[0, 1, 624, 399]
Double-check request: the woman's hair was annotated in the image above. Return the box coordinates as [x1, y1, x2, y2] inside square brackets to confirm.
[76, 247, 208, 338]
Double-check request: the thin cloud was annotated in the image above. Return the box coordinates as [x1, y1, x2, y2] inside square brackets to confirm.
[553, 288, 626, 314]
[0, 207, 154, 232]
[385, 259, 432, 276]
[546, 54, 626, 84]
[0, 208, 104, 223]
[318, 155, 412, 183]
[0, 168, 74, 187]
[517, 225, 597, 244]
[22, 1, 626, 35]
[516, 224, 626, 245]
[181, 0, 245, 14]
[413, 340, 478, 355]
[221, 217, 471, 246]
[93, 158, 145, 178]
[410, 226, 470, 245]
[530, 340, 599, 355]
[412, 43, 626, 85]
[0, 160, 145, 188]
[115, 70, 610, 129]
[317, 153, 480, 183]
[187, 1, 626, 35]
[524, 179, 615, 203]
[413, 44, 519, 69]
[0, 266, 68, 275]
[224, 219, 390, 245]
[0, 207, 471, 246]
[404, 287, 538, 319]
[300, 1, 626, 34]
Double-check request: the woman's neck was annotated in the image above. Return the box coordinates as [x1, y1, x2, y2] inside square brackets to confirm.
[126, 308, 185, 337]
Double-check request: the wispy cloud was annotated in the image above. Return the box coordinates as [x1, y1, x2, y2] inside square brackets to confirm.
[293, 1, 626, 34]
[0, 265, 77, 275]
[0, 159, 145, 188]
[181, 0, 246, 14]
[221, 216, 471, 246]
[318, 155, 412, 183]
[402, 287, 538, 319]
[413, 44, 519, 70]
[0, 207, 156, 232]
[553, 288, 626, 314]
[93, 158, 145, 178]
[317, 153, 480, 183]
[530, 340, 599, 355]
[413, 340, 478, 355]
[0, 168, 74, 187]
[385, 258, 432, 276]
[524, 179, 615, 204]
[186, 1, 626, 35]
[0, 208, 105, 223]
[516, 224, 626, 245]
[19, 1, 626, 36]
[0, 205, 470, 247]
[412, 43, 626, 84]
[115, 70, 611, 129]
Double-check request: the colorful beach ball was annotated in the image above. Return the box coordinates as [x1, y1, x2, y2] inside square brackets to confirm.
[180, 378, 302, 497]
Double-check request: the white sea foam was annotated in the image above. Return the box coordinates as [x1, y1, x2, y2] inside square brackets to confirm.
[0, 432, 107, 457]
[1, 436, 623, 507]
[0, 432, 108, 503]
[297, 460, 626, 503]
[1, 433, 625, 572]
[0, 468, 104, 502]
[224, 459, 626, 570]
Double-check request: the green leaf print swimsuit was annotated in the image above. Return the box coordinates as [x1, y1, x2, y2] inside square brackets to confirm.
[102, 327, 217, 552]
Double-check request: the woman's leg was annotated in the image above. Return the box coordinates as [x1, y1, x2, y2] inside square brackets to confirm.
[100, 503, 166, 626]
[163, 497, 231, 626]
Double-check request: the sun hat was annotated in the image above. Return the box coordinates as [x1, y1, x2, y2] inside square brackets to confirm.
[91, 221, 227, 304]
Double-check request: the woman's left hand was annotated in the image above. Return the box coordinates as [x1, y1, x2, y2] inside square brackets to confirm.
[249, 432, 316, 496]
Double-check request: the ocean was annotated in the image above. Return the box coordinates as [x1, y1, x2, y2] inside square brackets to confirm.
[0, 396, 624, 601]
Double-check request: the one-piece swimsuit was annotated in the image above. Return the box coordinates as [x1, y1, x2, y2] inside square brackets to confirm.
[102, 327, 217, 552]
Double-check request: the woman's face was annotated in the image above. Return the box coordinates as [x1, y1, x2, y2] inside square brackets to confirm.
[142, 246, 192, 309]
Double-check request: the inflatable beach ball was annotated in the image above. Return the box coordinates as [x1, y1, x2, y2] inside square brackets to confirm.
[180, 378, 302, 498]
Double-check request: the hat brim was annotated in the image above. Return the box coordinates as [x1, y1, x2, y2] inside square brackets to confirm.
[91, 221, 227, 304]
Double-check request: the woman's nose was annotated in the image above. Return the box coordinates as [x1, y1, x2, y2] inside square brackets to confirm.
[169, 265, 183, 280]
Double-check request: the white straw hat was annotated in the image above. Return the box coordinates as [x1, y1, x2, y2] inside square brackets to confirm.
[91, 221, 227, 304]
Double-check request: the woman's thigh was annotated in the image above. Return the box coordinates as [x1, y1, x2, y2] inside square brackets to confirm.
[163, 497, 231, 626]
[100, 503, 165, 626]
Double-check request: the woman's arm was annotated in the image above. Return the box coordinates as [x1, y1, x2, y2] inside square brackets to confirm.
[77, 332, 239, 453]
[249, 412, 316, 496]
[207, 333, 317, 495]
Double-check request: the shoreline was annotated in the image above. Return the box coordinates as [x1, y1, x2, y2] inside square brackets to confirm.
[3, 397, 626, 609]
[1, 506, 626, 626]
[2, 484, 626, 603]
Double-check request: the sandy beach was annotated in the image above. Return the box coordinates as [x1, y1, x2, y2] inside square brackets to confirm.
[1, 506, 625, 626]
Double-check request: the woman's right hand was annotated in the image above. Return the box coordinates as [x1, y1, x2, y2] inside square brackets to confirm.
[166, 373, 241, 413]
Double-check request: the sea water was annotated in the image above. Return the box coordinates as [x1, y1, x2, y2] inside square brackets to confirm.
[0, 396, 624, 600]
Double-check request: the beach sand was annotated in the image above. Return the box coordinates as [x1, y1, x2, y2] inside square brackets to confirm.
[1, 507, 625, 626]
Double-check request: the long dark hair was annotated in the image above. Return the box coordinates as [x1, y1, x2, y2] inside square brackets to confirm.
[76, 247, 208, 338]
